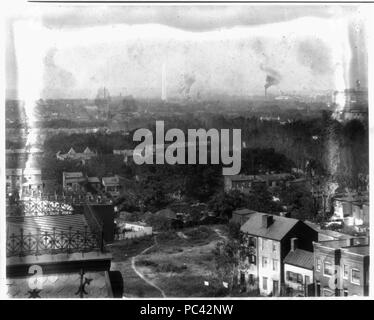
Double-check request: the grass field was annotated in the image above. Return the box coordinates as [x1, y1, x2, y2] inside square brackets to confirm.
[109, 224, 230, 298]
[135, 225, 230, 297]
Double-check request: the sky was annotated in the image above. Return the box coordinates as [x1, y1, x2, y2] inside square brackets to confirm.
[5, 4, 369, 100]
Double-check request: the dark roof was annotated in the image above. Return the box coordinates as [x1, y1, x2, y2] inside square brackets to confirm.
[240, 213, 299, 240]
[284, 249, 314, 270]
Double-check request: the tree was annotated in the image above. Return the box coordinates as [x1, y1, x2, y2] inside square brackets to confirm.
[213, 239, 240, 294]
[207, 190, 247, 219]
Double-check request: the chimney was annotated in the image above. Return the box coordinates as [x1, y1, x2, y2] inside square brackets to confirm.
[347, 238, 355, 246]
[262, 214, 274, 228]
[291, 238, 298, 252]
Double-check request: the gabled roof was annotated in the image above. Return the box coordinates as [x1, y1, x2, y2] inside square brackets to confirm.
[284, 249, 314, 270]
[87, 177, 100, 183]
[84, 147, 93, 154]
[240, 212, 299, 241]
[67, 148, 76, 155]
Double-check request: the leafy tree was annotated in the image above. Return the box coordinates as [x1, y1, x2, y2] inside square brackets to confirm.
[213, 239, 240, 293]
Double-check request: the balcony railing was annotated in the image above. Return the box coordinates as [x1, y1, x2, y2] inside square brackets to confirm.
[6, 226, 104, 257]
[6, 193, 113, 217]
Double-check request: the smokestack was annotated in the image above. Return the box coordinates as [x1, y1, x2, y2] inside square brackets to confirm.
[262, 214, 274, 228]
[291, 238, 298, 252]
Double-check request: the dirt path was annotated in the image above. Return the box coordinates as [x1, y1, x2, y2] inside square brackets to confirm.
[131, 237, 167, 298]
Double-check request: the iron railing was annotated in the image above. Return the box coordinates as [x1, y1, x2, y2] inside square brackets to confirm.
[6, 193, 113, 217]
[6, 226, 104, 257]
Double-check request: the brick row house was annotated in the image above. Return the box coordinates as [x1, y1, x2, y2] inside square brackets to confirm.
[238, 213, 318, 296]
[313, 238, 369, 297]
[238, 212, 370, 297]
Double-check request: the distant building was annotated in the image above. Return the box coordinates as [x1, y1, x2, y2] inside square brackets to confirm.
[224, 175, 266, 193]
[113, 149, 133, 163]
[62, 172, 86, 191]
[56, 147, 97, 162]
[238, 213, 318, 296]
[6, 169, 23, 195]
[6, 148, 44, 164]
[224, 173, 294, 193]
[313, 238, 369, 297]
[230, 208, 258, 226]
[332, 83, 368, 122]
[332, 194, 369, 227]
[87, 177, 101, 190]
[21, 168, 43, 197]
[6, 168, 43, 198]
[102, 176, 120, 197]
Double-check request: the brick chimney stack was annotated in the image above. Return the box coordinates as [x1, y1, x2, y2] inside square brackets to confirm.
[262, 214, 274, 228]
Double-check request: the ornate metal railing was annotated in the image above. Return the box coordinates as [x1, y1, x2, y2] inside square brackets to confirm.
[6, 226, 104, 257]
[6, 194, 113, 217]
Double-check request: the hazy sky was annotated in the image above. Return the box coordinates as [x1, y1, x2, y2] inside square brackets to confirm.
[5, 4, 369, 99]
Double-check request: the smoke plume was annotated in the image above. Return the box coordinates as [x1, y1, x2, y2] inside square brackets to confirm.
[260, 63, 281, 91]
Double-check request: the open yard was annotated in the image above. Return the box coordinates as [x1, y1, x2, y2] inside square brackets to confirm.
[109, 224, 230, 298]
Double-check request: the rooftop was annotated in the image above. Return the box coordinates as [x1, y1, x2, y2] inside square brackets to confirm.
[7, 214, 89, 234]
[87, 177, 101, 183]
[240, 213, 299, 240]
[284, 249, 314, 270]
[102, 176, 120, 186]
[63, 172, 84, 178]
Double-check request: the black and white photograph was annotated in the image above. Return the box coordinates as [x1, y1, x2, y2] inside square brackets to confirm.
[2, 1, 372, 301]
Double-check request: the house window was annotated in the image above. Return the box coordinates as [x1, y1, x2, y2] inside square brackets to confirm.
[273, 259, 278, 271]
[240, 272, 245, 285]
[343, 289, 349, 296]
[297, 274, 303, 284]
[351, 269, 360, 285]
[263, 277, 268, 290]
[261, 239, 266, 251]
[316, 258, 321, 271]
[343, 265, 349, 279]
[249, 254, 256, 265]
[323, 261, 333, 276]
[248, 237, 256, 247]
[272, 241, 277, 252]
[286, 271, 303, 284]
[249, 274, 255, 285]
[262, 257, 268, 268]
